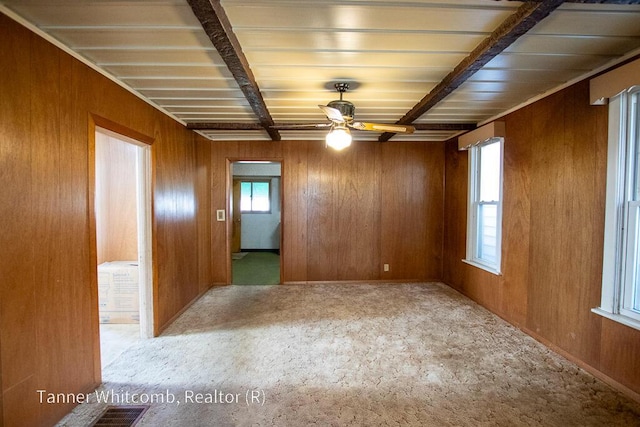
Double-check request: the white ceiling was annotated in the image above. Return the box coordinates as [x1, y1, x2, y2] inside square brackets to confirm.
[2, 0, 640, 142]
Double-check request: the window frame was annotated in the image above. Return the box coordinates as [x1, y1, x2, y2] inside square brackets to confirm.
[464, 137, 504, 275]
[239, 178, 272, 214]
[594, 86, 640, 330]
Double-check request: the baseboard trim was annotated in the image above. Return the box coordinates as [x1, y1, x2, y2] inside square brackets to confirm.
[520, 325, 640, 405]
[211, 282, 229, 287]
[239, 248, 280, 254]
[156, 284, 215, 335]
[441, 280, 640, 405]
[281, 279, 425, 285]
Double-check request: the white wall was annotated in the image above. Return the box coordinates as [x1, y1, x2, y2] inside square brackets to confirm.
[233, 162, 281, 250]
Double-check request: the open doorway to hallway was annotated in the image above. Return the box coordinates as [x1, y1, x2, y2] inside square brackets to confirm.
[94, 128, 153, 370]
[230, 161, 282, 285]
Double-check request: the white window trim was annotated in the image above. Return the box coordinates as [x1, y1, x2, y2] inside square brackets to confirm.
[593, 86, 640, 332]
[464, 137, 504, 276]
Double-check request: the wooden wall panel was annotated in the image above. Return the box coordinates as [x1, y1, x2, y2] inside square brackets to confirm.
[352, 142, 382, 279]
[281, 141, 308, 282]
[600, 318, 640, 393]
[1, 14, 209, 426]
[528, 83, 605, 366]
[0, 13, 39, 424]
[380, 142, 444, 280]
[422, 143, 445, 280]
[209, 141, 229, 284]
[443, 79, 640, 397]
[95, 133, 138, 264]
[499, 107, 531, 326]
[154, 120, 200, 331]
[333, 146, 361, 279]
[203, 139, 443, 284]
[380, 143, 411, 279]
[442, 141, 468, 289]
[196, 138, 214, 293]
[306, 144, 338, 280]
[528, 88, 568, 346]
[56, 48, 98, 416]
[30, 34, 78, 425]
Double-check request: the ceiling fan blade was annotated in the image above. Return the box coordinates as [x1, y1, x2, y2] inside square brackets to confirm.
[350, 122, 415, 134]
[319, 105, 345, 122]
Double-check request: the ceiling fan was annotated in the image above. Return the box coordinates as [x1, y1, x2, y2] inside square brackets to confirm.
[274, 83, 415, 150]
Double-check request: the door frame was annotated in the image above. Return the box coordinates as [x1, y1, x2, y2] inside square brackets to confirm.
[231, 179, 242, 254]
[88, 115, 156, 381]
[226, 158, 284, 285]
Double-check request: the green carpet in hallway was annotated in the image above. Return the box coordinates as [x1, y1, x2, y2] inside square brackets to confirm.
[232, 251, 280, 285]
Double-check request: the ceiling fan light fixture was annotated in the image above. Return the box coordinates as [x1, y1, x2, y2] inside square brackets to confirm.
[326, 125, 352, 150]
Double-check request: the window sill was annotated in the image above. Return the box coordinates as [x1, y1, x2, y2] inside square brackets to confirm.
[462, 259, 502, 276]
[592, 308, 640, 332]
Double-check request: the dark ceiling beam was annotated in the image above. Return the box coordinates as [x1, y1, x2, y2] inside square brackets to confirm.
[186, 0, 280, 141]
[378, 0, 565, 142]
[187, 122, 476, 131]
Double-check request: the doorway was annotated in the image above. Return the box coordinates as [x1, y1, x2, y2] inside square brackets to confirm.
[93, 127, 154, 371]
[230, 161, 282, 285]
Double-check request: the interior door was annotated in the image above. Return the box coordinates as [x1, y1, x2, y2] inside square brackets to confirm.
[232, 179, 241, 253]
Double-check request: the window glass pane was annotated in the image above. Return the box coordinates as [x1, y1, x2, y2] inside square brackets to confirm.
[632, 233, 640, 312]
[240, 182, 252, 211]
[627, 204, 640, 312]
[466, 137, 502, 273]
[632, 94, 640, 311]
[477, 203, 498, 263]
[252, 182, 270, 211]
[479, 142, 501, 201]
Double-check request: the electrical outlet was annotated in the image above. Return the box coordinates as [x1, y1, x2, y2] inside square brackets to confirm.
[383, 264, 390, 272]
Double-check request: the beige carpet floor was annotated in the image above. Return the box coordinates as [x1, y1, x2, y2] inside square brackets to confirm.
[57, 283, 640, 426]
[99, 324, 140, 370]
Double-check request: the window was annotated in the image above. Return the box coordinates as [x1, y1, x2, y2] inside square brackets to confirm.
[465, 137, 504, 274]
[596, 86, 640, 329]
[240, 180, 271, 213]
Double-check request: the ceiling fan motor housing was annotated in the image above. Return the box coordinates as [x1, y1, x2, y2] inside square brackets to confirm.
[327, 99, 355, 121]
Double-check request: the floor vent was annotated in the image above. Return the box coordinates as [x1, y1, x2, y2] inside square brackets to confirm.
[90, 406, 148, 427]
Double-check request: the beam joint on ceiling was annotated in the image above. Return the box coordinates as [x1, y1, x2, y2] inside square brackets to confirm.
[378, 0, 566, 142]
[186, 0, 280, 141]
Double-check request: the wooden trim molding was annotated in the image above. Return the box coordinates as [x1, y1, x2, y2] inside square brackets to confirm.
[458, 121, 506, 150]
[91, 114, 155, 146]
[590, 57, 640, 105]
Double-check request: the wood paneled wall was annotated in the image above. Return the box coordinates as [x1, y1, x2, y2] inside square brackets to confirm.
[0, 14, 212, 426]
[95, 133, 138, 264]
[443, 80, 640, 397]
[200, 139, 444, 284]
